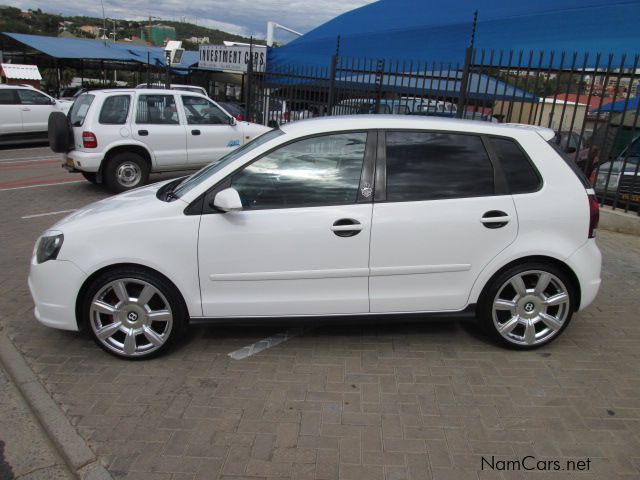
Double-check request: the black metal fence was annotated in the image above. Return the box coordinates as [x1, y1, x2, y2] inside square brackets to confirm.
[245, 48, 640, 214]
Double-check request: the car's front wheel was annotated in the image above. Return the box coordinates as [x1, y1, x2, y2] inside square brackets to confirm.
[479, 262, 575, 349]
[83, 267, 187, 359]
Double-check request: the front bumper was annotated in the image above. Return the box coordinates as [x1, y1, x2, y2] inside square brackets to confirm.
[63, 150, 104, 173]
[28, 258, 87, 331]
[565, 238, 602, 311]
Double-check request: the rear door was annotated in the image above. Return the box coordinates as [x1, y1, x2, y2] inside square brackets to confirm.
[369, 130, 519, 313]
[16, 89, 54, 133]
[0, 89, 23, 135]
[132, 93, 188, 168]
[180, 95, 240, 167]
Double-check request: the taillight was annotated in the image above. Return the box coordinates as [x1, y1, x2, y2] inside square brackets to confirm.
[283, 111, 290, 122]
[82, 132, 97, 149]
[588, 192, 599, 238]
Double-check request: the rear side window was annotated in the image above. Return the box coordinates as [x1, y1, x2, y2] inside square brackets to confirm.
[0, 89, 18, 105]
[99, 95, 130, 124]
[488, 137, 541, 193]
[69, 94, 94, 127]
[385, 131, 494, 201]
[136, 95, 179, 124]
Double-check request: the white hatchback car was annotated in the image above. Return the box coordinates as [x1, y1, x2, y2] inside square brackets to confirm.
[30, 116, 602, 359]
[0, 84, 72, 145]
[49, 88, 270, 192]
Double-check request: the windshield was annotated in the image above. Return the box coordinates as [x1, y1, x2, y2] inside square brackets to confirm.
[173, 128, 284, 197]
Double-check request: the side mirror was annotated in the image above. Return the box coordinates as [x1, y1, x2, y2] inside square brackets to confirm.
[229, 116, 237, 126]
[212, 187, 243, 212]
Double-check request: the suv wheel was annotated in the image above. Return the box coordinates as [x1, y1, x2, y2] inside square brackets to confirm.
[83, 267, 187, 359]
[104, 152, 149, 192]
[479, 262, 575, 349]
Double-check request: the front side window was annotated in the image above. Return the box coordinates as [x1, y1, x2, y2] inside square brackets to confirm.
[136, 94, 179, 124]
[99, 95, 131, 125]
[385, 131, 494, 202]
[17, 89, 51, 105]
[231, 132, 367, 209]
[183, 96, 228, 125]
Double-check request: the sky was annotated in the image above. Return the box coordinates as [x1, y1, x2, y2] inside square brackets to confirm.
[8, 0, 377, 40]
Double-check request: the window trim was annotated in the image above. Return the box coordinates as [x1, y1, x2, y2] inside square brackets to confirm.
[98, 94, 132, 125]
[195, 129, 376, 215]
[379, 129, 498, 204]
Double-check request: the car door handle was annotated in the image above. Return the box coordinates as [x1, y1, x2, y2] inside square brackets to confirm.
[481, 210, 511, 229]
[138, 130, 148, 136]
[22, 107, 31, 111]
[331, 219, 363, 237]
[191, 129, 201, 135]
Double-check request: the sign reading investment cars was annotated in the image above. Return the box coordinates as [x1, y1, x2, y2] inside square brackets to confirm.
[199, 44, 266, 73]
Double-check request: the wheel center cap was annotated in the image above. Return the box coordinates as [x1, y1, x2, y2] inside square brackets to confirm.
[127, 311, 139, 322]
[524, 302, 535, 313]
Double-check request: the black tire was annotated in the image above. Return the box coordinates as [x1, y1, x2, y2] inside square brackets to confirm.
[48, 112, 72, 153]
[103, 152, 149, 193]
[82, 266, 188, 360]
[477, 262, 576, 350]
[81, 172, 98, 184]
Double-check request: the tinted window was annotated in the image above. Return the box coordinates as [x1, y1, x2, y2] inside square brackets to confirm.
[385, 131, 494, 201]
[99, 95, 130, 124]
[182, 96, 228, 125]
[488, 137, 540, 194]
[17, 89, 51, 105]
[231, 132, 367, 209]
[69, 94, 94, 126]
[136, 95, 179, 124]
[0, 89, 18, 105]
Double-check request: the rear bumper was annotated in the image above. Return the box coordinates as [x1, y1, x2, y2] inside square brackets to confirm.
[565, 238, 602, 311]
[28, 258, 87, 331]
[64, 150, 104, 173]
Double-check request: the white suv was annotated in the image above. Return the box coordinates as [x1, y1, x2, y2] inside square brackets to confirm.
[30, 116, 602, 359]
[0, 84, 72, 145]
[49, 88, 270, 191]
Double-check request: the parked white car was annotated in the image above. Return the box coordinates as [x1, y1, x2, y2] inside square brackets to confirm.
[30, 116, 602, 359]
[49, 88, 270, 191]
[0, 84, 72, 145]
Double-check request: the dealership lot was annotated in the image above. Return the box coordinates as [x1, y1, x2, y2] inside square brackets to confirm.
[1, 146, 639, 479]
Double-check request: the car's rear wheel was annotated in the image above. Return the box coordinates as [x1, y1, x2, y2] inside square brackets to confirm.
[104, 152, 149, 192]
[479, 262, 575, 349]
[83, 267, 187, 359]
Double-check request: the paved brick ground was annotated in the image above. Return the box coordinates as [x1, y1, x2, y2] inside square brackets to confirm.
[0, 146, 639, 479]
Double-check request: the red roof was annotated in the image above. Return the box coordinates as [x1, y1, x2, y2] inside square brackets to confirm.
[545, 94, 605, 111]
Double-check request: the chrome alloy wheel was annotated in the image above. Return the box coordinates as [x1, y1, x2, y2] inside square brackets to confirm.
[89, 278, 173, 357]
[115, 162, 142, 187]
[492, 270, 571, 347]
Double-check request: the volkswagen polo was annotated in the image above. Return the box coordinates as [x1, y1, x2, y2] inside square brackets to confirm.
[29, 116, 602, 359]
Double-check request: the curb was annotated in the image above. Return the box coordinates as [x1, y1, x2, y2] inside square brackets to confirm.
[0, 334, 113, 480]
[599, 206, 640, 237]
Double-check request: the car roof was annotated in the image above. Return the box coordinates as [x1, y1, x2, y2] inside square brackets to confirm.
[79, 88, 207, 97]
[280, 115, 555, 140]
[0, 83, 36, 89]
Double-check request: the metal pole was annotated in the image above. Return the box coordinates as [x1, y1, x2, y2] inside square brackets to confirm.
[456, 11, 478, 118]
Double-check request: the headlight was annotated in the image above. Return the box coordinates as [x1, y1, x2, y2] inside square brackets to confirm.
[36, 234, 64, 264]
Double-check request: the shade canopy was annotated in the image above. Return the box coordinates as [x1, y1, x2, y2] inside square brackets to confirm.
[268, 0, 640, 70]
[2, 32, 199, 69]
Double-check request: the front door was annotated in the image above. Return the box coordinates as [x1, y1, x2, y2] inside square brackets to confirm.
[198, 131, 374, 317]
[181, 95, 240, 167]
[369, 130, 519, 313]
[132, 93, 187, 168]
[16, 89, 53, 133]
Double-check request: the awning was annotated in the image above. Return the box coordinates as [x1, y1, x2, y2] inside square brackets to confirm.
[1, 63, 42, 80]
